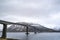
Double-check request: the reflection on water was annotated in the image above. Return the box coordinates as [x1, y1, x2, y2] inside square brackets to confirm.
[0, 32, 60, 40]
[25, 36, 29, 40]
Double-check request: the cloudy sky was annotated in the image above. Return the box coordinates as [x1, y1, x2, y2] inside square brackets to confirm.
[0, 0, 60, 29]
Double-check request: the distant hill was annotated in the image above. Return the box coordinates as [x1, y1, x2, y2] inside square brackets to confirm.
[7, 22, 56, 32]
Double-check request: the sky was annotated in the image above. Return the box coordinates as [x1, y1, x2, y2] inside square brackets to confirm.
[0, 0, 60, 30]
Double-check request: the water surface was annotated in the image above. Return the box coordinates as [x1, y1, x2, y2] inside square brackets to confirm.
[0, 32, 60, 40]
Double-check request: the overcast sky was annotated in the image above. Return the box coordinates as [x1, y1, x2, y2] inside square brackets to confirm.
[0, 0, 60, 29]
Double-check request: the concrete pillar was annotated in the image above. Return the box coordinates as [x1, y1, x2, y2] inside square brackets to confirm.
[1, 24, 7, 39]
[26, 26, 29, 36]
[34, 28, 37, 34]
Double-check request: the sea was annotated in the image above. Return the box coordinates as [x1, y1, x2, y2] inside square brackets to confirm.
[0, 32, 60, 40]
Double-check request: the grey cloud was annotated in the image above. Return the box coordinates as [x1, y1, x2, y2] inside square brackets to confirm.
[0, 0, 59, 18]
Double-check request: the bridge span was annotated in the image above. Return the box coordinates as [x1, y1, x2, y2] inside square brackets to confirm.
[0, 20, 40, 39]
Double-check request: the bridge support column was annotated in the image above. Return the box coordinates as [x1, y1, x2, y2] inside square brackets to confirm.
[34, 28, 37, 34]
[1, 24, 7, 39]
[26, 26, 29, 36]
[34, 31, 37, 34]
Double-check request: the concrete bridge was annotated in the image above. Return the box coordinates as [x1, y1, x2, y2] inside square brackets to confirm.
[0, 20, 39, 39]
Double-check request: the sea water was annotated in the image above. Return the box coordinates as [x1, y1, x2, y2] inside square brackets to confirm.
[0, 32, 60, 40]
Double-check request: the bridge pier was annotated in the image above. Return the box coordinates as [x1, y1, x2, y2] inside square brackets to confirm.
[1, 24, 7, 39]
[26, 26, 29, 36]
[34, 28, 37, 34]
[34, 31, 37, 34]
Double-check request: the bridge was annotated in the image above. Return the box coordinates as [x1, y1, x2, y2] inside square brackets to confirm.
[0, 20, 40, 39]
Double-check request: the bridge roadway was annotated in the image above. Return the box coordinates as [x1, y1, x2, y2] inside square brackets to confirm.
[0, 20, 40, 39]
